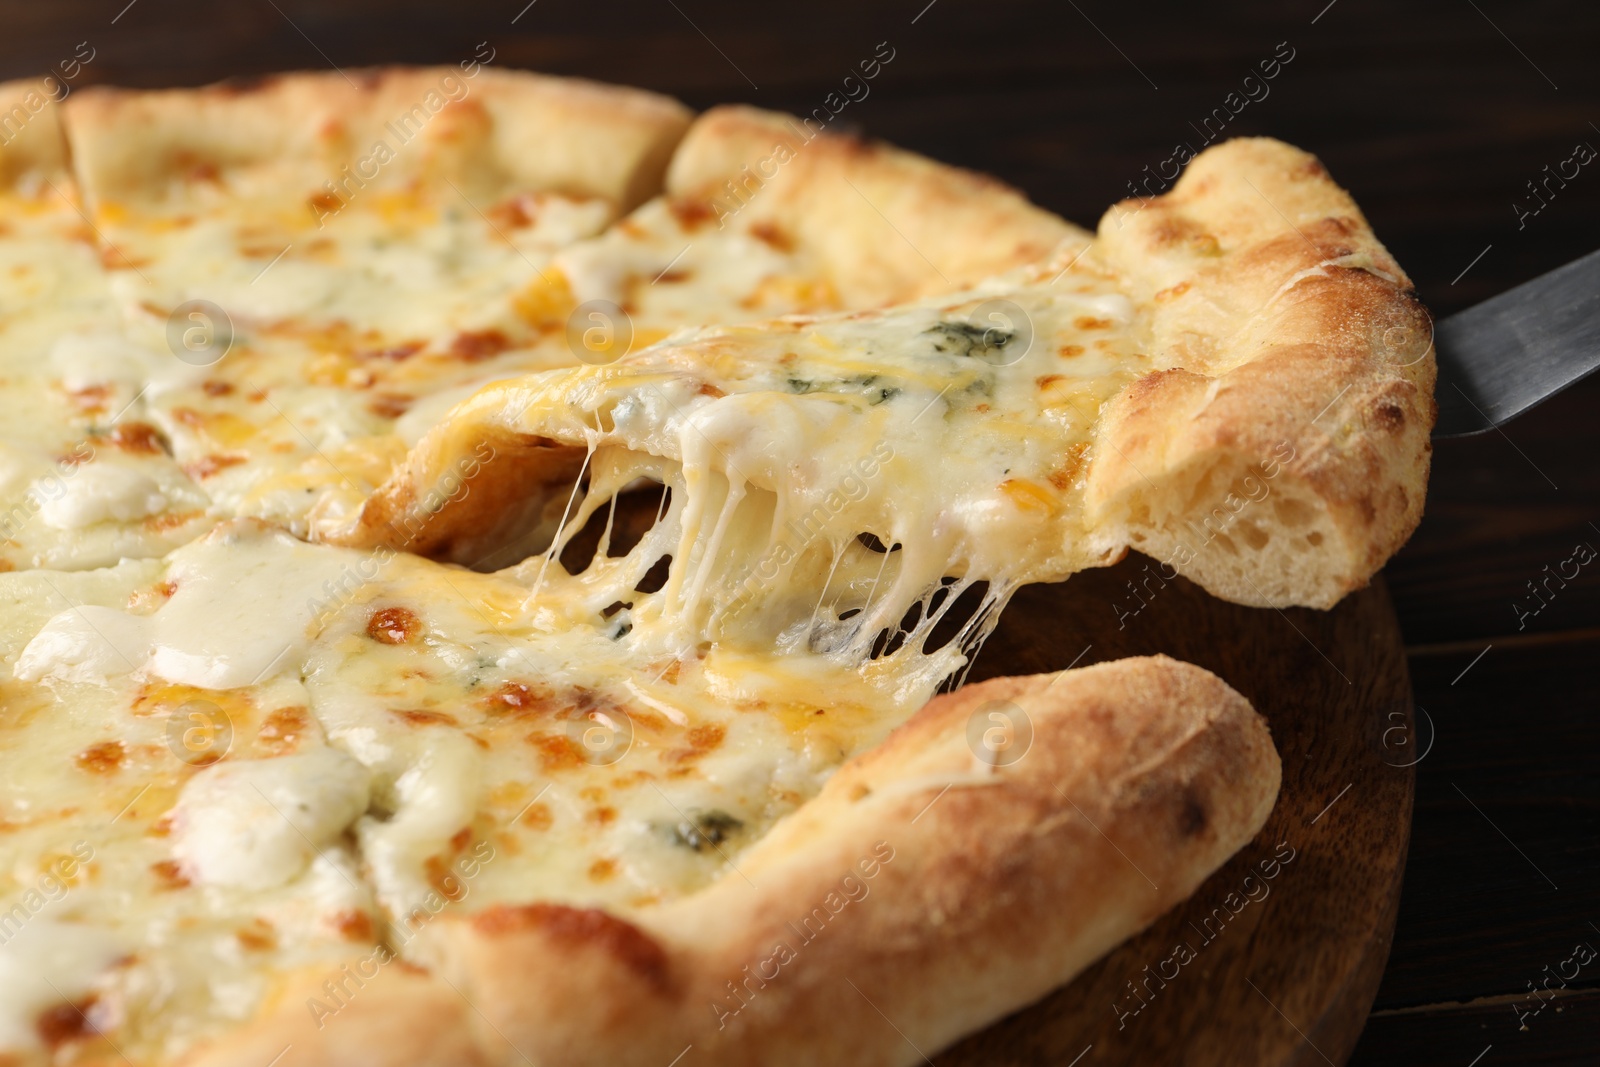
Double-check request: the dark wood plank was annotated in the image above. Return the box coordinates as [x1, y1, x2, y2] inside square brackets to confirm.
[1371, 633, 1600, 1010]
[1352, 989, 1600, 1067]
[935, 559, 1411, 1065]
[1385, 376, 1600, 646]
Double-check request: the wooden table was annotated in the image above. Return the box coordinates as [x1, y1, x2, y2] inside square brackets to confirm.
[4, 1, 1596, 1062]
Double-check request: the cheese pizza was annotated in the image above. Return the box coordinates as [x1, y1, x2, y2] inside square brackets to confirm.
[2, 71, 1078, 572]
[0, 64, 1433, 1067]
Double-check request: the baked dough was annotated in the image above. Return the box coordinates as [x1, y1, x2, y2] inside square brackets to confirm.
[63, 67, 693, 217]
[183, 658, 1280, 1067]
[0, 68, 1426, 1067]
[334, 137, 1434, 611]
[1088, 138, 1435, 608]
[660, 104, 1086, 307]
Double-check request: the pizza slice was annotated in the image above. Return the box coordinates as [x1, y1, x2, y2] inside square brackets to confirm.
[335, 136, 1435, 610]
[41, 68, 691, 565]
[0, 80, 215, 572]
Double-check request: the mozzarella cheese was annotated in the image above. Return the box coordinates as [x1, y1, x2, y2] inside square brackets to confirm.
[170, 747, 371, 890]
[0, 558, 384, 1065]
[0, 920, 123, 1052]
[0, 187, 216, 571]
[384, 256, 1150, 696]
[36, 462, 169, 529]
[0, 84, 1163, 1065]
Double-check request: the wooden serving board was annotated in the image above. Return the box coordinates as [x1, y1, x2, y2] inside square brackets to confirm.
[937, 557, 1416, 1067]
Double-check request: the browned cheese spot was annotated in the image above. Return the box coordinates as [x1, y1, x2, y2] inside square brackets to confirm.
[151, 859, 190, 889]
[36, 996, 99, 1049]
[749, 220, 796, 253]
[448, 329, 513, 362]
[109, 421, 166, 455]
[75, 741, 126, 776]
[394, 708, 458, 728]
[236, 918, 278, 951]
[667, 198, 718, 230]
[367, 605, 420, 645]
[333, 909, 375, 942]
[257, 706, 309, 755]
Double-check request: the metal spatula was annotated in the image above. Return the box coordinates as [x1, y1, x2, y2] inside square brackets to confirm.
[1433, 247, 1600, 438]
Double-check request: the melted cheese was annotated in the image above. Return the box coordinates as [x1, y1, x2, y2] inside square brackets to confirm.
[0, 188, 216, 571]
[0, 920, 123, 1051]
[0, 559, 384, 1064]
[14, 604, 152, 684]
[15, 522, 357, 690]
[36, 462, 169, 529]
[552, 196, 840, 321]
[391, 262, 1150, 698]
[0, 98, 1166, 1064]
[170, 748, 371, 890]
[0, 147, 1026, 569]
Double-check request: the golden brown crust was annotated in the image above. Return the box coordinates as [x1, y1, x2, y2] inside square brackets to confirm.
[0, 78, 70, 183]
[666, 105, 1086, 305]
[408, 656, 1279, 1066]
[325, 136, 1431, 612]
[60, 67, 692, 215]
[1086, 137, 1435, 608]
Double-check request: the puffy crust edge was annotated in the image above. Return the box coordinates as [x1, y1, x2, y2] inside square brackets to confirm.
[60, 67, 692, 214]
[664, 104, 1087, 304]
[404, 656, 1279, 1067]
[1086, 137, 1436, 608]
[0, 78, 70, 182]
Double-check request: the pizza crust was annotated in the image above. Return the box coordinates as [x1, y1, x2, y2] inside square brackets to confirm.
[325, 137, 1431, 614]
[664, 105, 1087, 306]
[1086, 137, 1435, 608]
[0, 75, 1382, 1062]
[0, 78, 70, 182]
[355, 656, 1274, 1067]
[178, 659, 1276, 1066]
[61, 67, 692, 216]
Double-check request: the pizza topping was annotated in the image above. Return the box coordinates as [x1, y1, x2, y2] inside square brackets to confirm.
[36, 462, 170, 529]
[13, 522, 381, 690]
[0, 920, 121, 1052]
[415, 279, 1148, 697]
[145, 522, 356, 689]
[108, 421, 167, 455]
[355, 730, 482, 917]
[15, 604, 154, 685]
[169, 747, 371, 890]
[672, 809, 744, 851]
[366, 605, 421, 644]
[74, 739, 127, 775]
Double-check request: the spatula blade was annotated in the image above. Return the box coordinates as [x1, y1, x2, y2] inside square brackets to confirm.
[1432, 247, 1600, 438]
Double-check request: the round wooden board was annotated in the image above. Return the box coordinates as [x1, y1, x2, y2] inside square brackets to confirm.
[935, 556, 1416, 1067]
